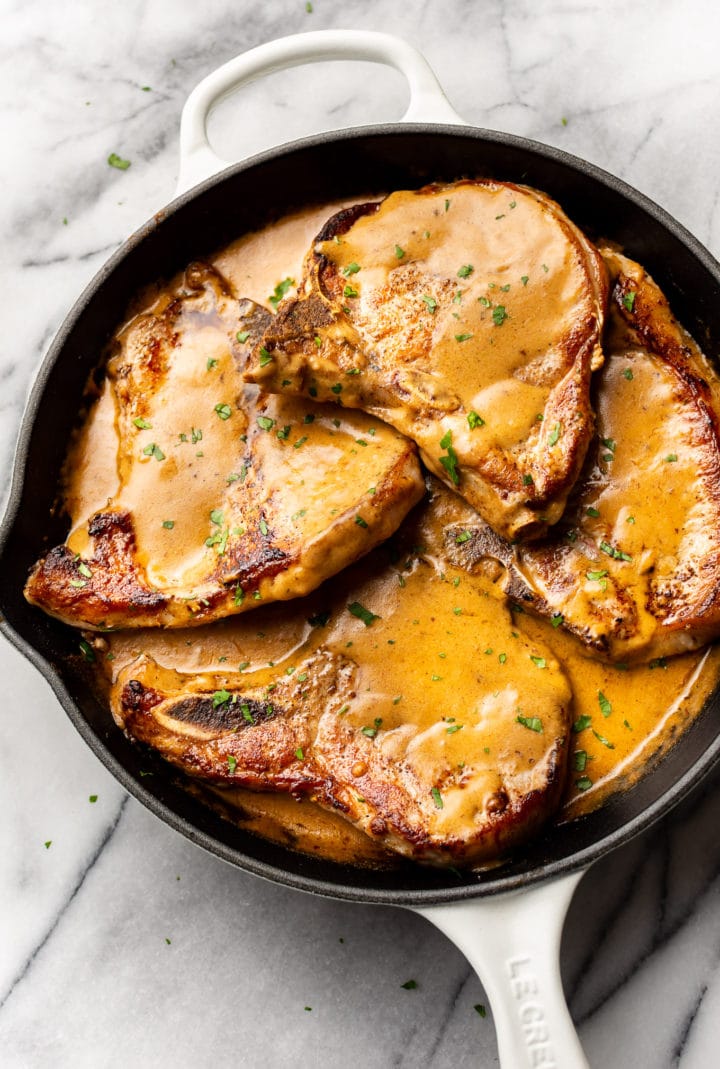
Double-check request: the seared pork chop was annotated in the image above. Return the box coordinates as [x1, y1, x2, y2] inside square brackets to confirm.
[106, 479, 572, 867]
[447, 249, 720, 663]
[25, 264, 424, 630]
[246, 180, 608, 541]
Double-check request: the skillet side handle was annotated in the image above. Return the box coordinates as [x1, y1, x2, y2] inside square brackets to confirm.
[414, 869, 591, 1069]
[177, 30, 467, 194]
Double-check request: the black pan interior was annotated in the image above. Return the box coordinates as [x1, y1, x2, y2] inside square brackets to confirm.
[2, 125, 720, 906]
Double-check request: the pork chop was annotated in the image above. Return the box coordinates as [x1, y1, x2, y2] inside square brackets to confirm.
[446, 249, 720, 663]
[105, 478, 572, 867]
[246, 180, 608, 541]
[25, 263, 424, 630]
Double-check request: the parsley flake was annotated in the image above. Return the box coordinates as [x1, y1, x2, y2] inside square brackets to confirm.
[517, 714, 543, 732]
[348, 601, 379, 626]
[439, 430, 460, 485]
[268, 277, 294, 308]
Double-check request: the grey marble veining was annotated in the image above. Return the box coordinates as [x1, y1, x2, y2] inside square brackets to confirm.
[2, 1, 720, 1066]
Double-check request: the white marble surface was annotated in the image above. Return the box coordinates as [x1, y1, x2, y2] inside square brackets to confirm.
[2, 1, 720, 1066]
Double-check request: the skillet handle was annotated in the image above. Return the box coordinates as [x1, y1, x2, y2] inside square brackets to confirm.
[414, 869, 591, 1069]
[177, 30, 467, 194]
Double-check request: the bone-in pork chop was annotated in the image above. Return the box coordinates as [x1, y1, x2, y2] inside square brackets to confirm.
[446, 249, 720, 663]
[25, 264, 424, 630]
[246, 180, 608, 541]
[106, 479, 572, 867]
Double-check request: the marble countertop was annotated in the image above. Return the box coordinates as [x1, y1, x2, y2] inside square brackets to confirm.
[2, 1, 720, 1066]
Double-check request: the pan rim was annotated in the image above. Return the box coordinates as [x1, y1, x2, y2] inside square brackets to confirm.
[3, 120, 720, 905]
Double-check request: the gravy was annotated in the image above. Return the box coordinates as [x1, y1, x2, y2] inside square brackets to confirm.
[66, 201, 720, 866]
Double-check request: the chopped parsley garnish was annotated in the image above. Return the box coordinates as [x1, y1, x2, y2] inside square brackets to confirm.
[598, 691, 612, 717]
[498, 652, 507, 664]
[108, 152, 130, 170]
[492, 305, 508, 326]
[573, 751, 588, 772]
[573, 715, 592, 732]
[330, 383, 343, 394]
[530, 655, 547, 669]
[162, 520, 175, 530]
[342, 262, 361, 276]
[191, 427, 203, 444]
[521, 275, 529, 286]
[394, 245, 405, 259]
[79, 639, 95, 663]
[361, 717, 383, 738]
[599, 541, 632, 562]
[623, 290, 636, 312]
[212, 690, 231, 708]
[77, 562, 92, 579]
[402, 979, 418, 990]
[214, 403, 232, 420]
[355, 515, 369, 529]
[623, 367, 634, 380]
[227, 755, 237, 774]
[516, 714, 543, 732]
[474, 1004, 487, 1018]
[258, 348, 273, 367]
[133, 416, 152, 430]
[210, 509, 224, 526]
[276, 425, 290, 440]
[551, 613, 564, 628]
[467, 410, 485, 430]
[586, 568, 608, 591]
[457, 264, 474, 278]
[439, 430, 460, 486]
[422, 295, 437, 313]
[348, 601, 379, 626]
[293, 436, 308, 449]
[233, 586, 244, 606]
[343, 284, 359, 298]
[592, 728, 615, 749]
[548, 422, 562, 447]
[431, 787, 444, 809]
[259, 518, 269, 536]
[295, 748, 304, 761]
[268, 277, 294, 308]
[142, 442, 165, 461]
[586, 507, 600, 518]
[575, 776, 593, 791]
[236, 330, 250, 343]
[446, 724, 463, 734]
[257, 415, 275, 431]
[455, 332, 473, 342]
[665, 453, 678, 463]
[455, 530, 472, 544]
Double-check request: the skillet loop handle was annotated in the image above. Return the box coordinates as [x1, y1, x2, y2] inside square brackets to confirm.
[414, 870, 591, 1069]
[177, 30, 467, 194]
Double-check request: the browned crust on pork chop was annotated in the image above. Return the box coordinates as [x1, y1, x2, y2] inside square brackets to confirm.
[104, 477, 572, 867]
[25, 264, 424, 630]
[246, 180, 608, 541]
[447, 249, 720, 663]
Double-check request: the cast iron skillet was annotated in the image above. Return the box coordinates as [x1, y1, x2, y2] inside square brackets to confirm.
[2, 32, 720, 1067]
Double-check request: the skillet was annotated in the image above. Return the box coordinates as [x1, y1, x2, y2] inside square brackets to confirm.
[2, 31, 720, 1067]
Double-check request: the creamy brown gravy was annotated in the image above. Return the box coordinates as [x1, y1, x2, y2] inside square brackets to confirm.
[321, 183, 601, 451]
[67, 200, 720, 867]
